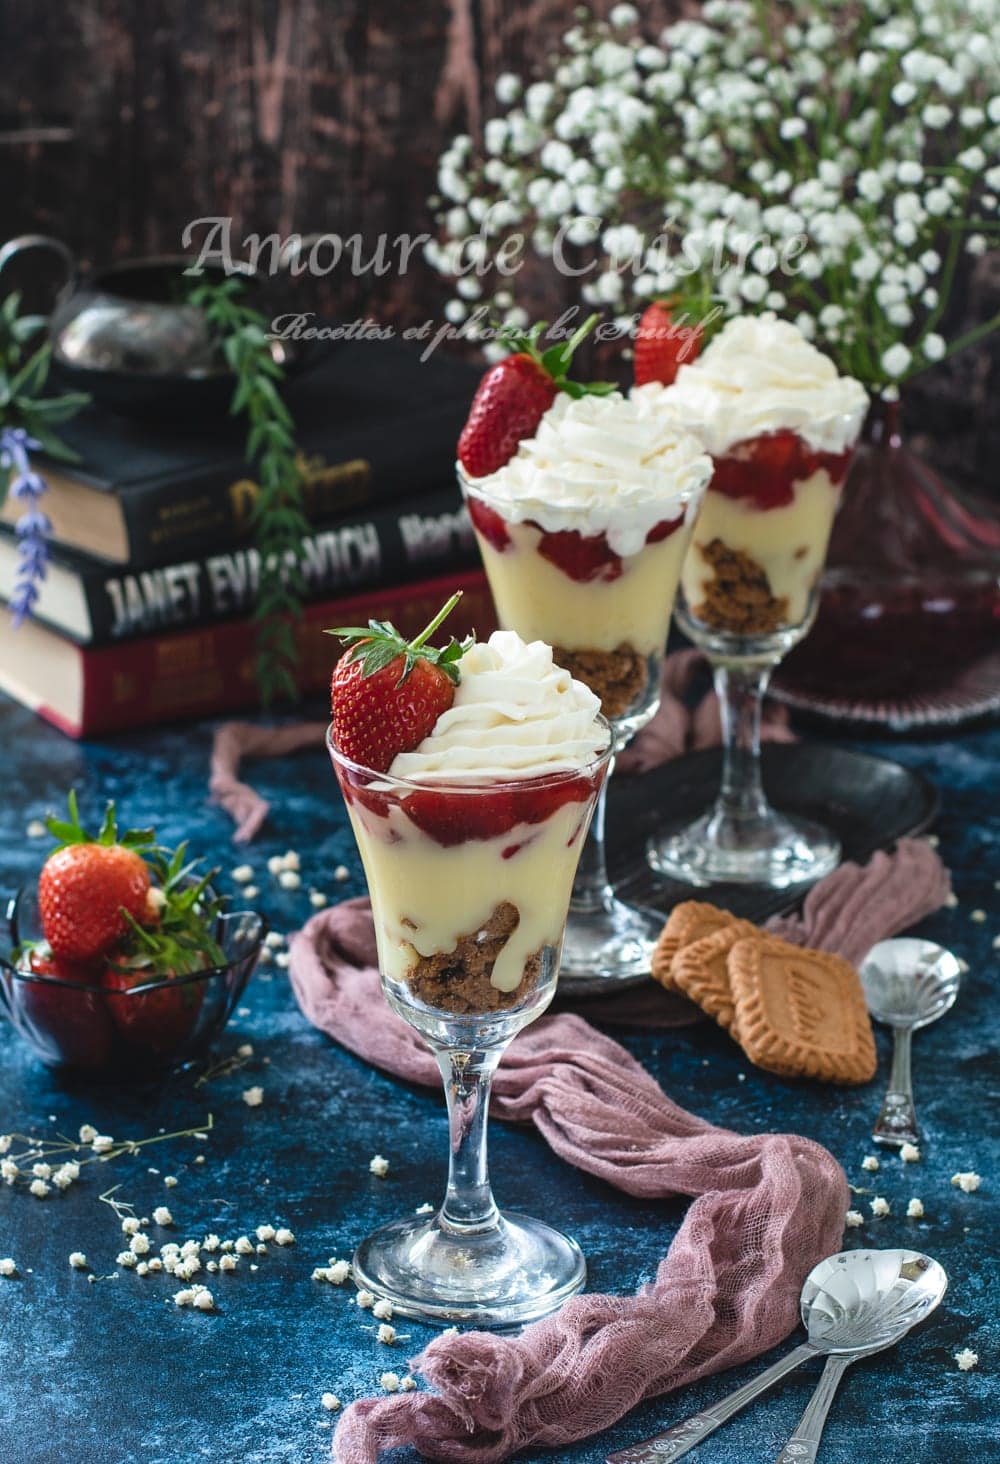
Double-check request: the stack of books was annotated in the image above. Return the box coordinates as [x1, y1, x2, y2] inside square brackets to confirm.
[0, 339, 495, 737]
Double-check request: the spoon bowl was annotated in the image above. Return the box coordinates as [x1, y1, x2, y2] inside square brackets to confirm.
[860, 938, 961, 1146]
[860, 938, 961, 1028]
[801, 1247, 948, 1355]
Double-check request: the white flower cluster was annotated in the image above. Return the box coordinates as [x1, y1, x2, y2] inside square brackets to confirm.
[431, 0, 1000, 385]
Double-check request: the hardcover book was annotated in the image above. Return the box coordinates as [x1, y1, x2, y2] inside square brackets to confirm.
[0, 568, 496, 739]
[0, 339, 479, 566]
[0, 485, 477, 644]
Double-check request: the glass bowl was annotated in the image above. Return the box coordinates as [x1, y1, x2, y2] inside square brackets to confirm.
[0, 888, 267, 1076]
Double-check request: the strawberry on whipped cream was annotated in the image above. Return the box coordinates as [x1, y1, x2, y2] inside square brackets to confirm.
[460, 391, 712, 662]
[639, 314, 868, 636]
[331, 632, 610, 1009]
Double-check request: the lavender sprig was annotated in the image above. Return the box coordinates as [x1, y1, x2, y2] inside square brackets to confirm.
[2, 427, 50, 626]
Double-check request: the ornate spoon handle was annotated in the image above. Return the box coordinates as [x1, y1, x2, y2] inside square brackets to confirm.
[873, 1024, 919, 1147]
[606, 1343, 821, 1464]
[774, 1353, 854, 1464]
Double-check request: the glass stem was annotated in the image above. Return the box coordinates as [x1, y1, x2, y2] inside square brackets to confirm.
[435, 1045, 503, 1233]
[713, 661, 773, 826]
[568, 755, 616, 912]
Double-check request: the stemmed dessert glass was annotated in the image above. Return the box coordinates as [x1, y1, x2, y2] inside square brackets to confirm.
[460, 467, 708, 986]
[328, 728, 611, 1326]
[648, 426, 860, 887]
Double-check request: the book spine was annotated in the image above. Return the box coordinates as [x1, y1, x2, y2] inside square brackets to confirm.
[66, 569, 495, 738]
[77, 487, 478, 643]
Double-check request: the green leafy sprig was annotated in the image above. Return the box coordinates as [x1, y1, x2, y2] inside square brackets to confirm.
[0, 292, 89, 493]
[44, 789, 154, 853]
[188, 278, 309, 703]
[121, 843, 226, 977]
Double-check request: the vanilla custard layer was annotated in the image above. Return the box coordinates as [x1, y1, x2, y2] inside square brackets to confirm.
[345, 798, 589, 992]
[681, 469, 841, 627]
[474, 520, 692, 655]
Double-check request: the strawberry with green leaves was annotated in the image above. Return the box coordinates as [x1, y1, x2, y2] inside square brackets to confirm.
[101, 845, 225, 1054]
[38, 793, 154, 961]
[327, 591, 473, 772]
[457, 313, 614, 477]
[633, 300, 703, 387]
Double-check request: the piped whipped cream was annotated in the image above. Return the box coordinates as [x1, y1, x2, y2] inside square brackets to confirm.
[389, 631, 609, 782]
[639, 313, 868, 456]
[464, 391, 712, 557]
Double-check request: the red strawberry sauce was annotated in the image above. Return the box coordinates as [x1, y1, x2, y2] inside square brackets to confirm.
[467, 492, 684, 585]
[709, 430, 851, 511]
[337, 762, 600, 848]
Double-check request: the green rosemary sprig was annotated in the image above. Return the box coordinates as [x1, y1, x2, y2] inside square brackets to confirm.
[0, 291, 89, 496]
[189, 278, 309, 703]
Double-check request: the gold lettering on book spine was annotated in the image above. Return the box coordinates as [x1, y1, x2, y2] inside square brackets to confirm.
[227, 455, 372, 532]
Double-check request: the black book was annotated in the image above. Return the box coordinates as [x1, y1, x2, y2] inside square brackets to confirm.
[0, 339, 479, 567]
[0, 483, 479, 645]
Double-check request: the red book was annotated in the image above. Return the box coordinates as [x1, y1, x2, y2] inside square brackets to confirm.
[0, 568, 495, 739]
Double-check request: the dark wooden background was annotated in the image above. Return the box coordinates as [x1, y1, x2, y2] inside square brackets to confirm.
[0, 0, 996, 491]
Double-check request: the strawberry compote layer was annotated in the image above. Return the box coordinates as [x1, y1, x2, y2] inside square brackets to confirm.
[461, 391, 711, 656]
[332, 634, 610, 998]
[647, 313, 868, 636]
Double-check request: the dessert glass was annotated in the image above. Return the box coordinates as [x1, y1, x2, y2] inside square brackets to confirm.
[328, 726, 611, 1326]
[460, 465, 707, 986]
[648, 426, 859, 887]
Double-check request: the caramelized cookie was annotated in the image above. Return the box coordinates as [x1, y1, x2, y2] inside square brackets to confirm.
[651, 901, 734, 992]
[728, 936, 877, 1085]
[671, 919, 760, 1029]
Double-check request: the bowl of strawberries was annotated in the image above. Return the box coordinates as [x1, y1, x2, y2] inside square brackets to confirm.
[0, 794, 266, 1076]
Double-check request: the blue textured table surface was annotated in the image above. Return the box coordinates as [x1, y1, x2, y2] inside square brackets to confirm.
[0, 695, 996, 1464]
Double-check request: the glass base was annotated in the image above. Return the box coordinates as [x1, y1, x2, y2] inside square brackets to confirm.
[352, 1210, 586, 1328]
[648, 809, 841, 889]
[558, 895, 662, 988]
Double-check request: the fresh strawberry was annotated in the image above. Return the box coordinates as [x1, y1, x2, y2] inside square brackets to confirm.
[20, 948, 115, 1070]
[466, 494, 511, 552]
[100, 842, 224, 1057]
[38, 793, 153, 961]
[533, 525, 624, 584]
[328, 591, 474, 772]
[102, 959, 205, 1057]
[403, 773, 597, 847]
[458, 314, 614, 477]
[633, 300, 703, 387]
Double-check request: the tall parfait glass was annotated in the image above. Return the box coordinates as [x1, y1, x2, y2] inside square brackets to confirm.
[459, 394, 711, 987]
[647, 316, 868, 887]
[328, 723, 611, 1327]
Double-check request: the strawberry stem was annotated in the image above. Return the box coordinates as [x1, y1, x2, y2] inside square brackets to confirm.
[408, 591, 463, 653]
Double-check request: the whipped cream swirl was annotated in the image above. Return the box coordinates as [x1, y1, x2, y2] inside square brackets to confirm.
[464, 391, 712, 557]
[640, 314, 868, 456]
[389, 631, 609, 782]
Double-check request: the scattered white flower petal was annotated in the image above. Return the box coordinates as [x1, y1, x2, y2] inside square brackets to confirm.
[377, 1323, 397, 1345]
[952, 1172, 982, 1193]
[415, 1202, 434, 1215]
[334, 865, 350, 882]
[380, 1372, 400, 1392]
[321, 1393, 341, 1412]
[0, 1258, 17, 1277]
[900, 1143, 921, 1163]
[29, 1179, 50, 1197]
[153, 1206, 173, 1226]
[955, 1348, 979, 1371]
[26, 819, 47, 838]
[117, 1251, 136, 1268]
[275, 952, 290, 969]
[264, 931, 285, 949]
[69, 1252, 89, 1270]
[309, 891, 328, 908]
[970, 909, 987, 923]
[871, 1196, 890, 1217]
[906, 1198, 925, 1218]
[91, 1135, 114, 1154]
[121, 1217, 141, 1235]
[327, 1260, 351, 1284]
[219, 1254, 238, 1272]
[174, 1288, 195, 1307]
[235, 1236, 254, 1255]
[193, 1289, 215, 1311]
[148, 1257, 163, 1273]
[862, 1156, 880, 1172]
[356, 1289, 375, 1309]
[136, 1262, 149, 1276]
[78, 1124, 97, 1144]
[278, 870, 301, 890]
[237, 1043, 254, 1058]
[232, 865, 255, 884]
[31, 1162, 52, 1179]
[256, 1224, 275, 1242]
[372, 1298, 394, 1320]
[164, 1175, 178, 1188]
[400, 1376, 417, 1392]
[844, 1210, 864, 1228]
[129, 1233, 151, 1256]
[274, 1228, 295, 1246]
[242, 885, 259, 900]
[369, 1154, 389, 1178]
[242, 1087, 264, 1108]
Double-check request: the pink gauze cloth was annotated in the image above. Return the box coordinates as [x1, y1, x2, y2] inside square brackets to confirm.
[207, 653, 792, 840]
[287, 835, 950, 1464]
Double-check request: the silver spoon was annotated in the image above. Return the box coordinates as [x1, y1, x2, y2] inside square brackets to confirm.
[605, 1249, 947, 1464]
[860, 938, 961, 1148]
